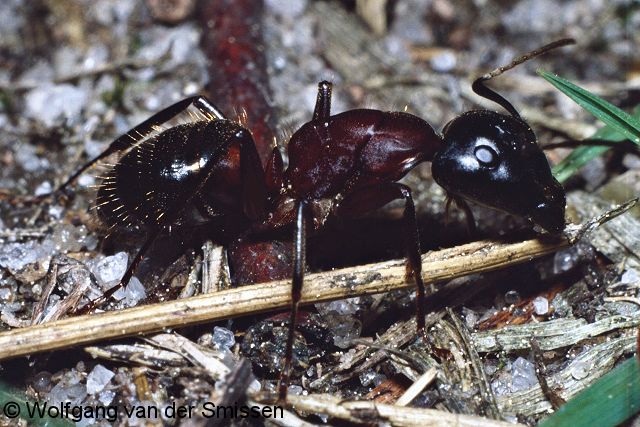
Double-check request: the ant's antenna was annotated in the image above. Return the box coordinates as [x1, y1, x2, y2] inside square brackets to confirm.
[472, 38, 576, 120]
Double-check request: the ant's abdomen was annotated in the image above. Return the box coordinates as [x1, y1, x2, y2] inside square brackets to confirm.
[285, 109, 440, 199]
[95, 122, 217, 228]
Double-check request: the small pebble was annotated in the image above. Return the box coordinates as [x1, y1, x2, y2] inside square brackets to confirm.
[571, 361, 590, 380]
[532, 296, 549, 315]
[86, 364, 115, 394]
[91, 252, 129, 288]
[212, 326, 235, 350]
[511, 357, 538, 392]
[505, 290, 521, 305]
[25, 84, 89, 127]
[430, 50, 457, 72]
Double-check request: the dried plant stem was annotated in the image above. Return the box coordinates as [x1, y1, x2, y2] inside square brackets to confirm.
[280, 393, 526, 427]
[395, 367, 438, 406]
[0, 236, 569, 361]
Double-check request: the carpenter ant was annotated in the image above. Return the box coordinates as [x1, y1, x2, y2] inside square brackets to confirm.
[11, 39, 573, 402]
[269, 39, 571, 400]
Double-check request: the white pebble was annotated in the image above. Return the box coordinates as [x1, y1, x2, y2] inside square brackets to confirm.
[86, 364, 115, 394]
[532, 296, 549, 315]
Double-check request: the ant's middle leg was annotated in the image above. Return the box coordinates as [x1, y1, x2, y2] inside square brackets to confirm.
[337, 183, 428, 336]
[278, 200, 309, 403]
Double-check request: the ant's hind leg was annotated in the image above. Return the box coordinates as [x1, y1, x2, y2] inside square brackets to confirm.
[278, 200, 308, 403]
[73, 228, 160, 315]
[26, 96, 227, 202]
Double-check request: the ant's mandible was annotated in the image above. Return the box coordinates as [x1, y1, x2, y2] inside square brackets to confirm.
[14, 39, 573, 402]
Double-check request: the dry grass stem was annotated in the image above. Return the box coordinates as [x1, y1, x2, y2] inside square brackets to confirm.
[395, 367, 438, 406]
[0, 236, 569, 360]
[281, 393, 526, 427]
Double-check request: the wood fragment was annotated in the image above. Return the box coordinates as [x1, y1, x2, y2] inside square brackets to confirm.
[473, 314, 640, 352]
[133, 367, 152, 401]
[206, 359, 256, 427]
[365, 376, 410, 404]
[530, 338, 566, 410]
[178, 253, 201, 298]
[201, 241, 230, 293]
[31, 261, 58, 324]
[395, 367, 437, 406]
[313, 1, 398, 84]
[568, 192, 640, 270]
[355, 0, 388, 35]
[85, 343, 186, 368]
[311, 316, 432, 390]
[447, 309, 500, 419]
[496, 333, 636, 416]
[146, 334, 232, 382]
[277, 393, 526, 427]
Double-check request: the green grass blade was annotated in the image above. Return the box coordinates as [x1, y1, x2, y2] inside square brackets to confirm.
[551, 119, 631, 183]
[538, 357, 640, 427]
[0, 381, 73, 426]
[537, 73, 640, 182]
[538, 70, 640, 145]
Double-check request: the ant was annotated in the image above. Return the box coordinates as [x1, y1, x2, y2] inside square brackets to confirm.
[8, 39, 573, 402]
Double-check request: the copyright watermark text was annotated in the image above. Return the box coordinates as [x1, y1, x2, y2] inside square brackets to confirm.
[2, 400, 284, 422]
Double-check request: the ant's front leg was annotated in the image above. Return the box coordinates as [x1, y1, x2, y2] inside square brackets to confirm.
[444, 193, 476, 236]
[337, 183, 428, 336]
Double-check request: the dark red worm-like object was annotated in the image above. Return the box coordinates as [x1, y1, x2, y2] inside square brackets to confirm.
[199, 0, 276, 166]
[199, 0, 290, 284]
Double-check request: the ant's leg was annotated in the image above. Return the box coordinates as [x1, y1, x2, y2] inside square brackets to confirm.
[445, 194, 476, 235]
[38, 96, 226, 200]
[73, 228, 160, 315]
[278, 200, 308, 403]
[472, 38, 575, 120]
[337, 183, 427, 336]
[68, 98, 231, 314]
[313, 81, 333, 122]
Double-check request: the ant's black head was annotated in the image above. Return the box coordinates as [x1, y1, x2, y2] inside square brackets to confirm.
[432, 110, 566, 233]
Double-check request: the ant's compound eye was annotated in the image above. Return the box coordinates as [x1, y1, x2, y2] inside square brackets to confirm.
[474, 145, 499, 167]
